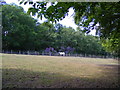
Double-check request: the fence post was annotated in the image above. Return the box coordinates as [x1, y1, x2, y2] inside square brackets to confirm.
[42, 52, 44, 55]
[49, 52, 51, 56]
[19, 50, 21, 54]
[2, 50, 4, 53]
[27, 51, 29, 55]
[35, 51, 36, 55]
[76, 54, 77, 57]
[11, 50, 12, 54]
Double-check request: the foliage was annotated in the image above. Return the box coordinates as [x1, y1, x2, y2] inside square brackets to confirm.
[2, 4, 36, 50]
[19, 1, 120, 58]
[102, 35, 120, 58]
[2, 4, 108, 56]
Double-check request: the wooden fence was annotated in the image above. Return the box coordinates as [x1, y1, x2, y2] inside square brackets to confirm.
[1, 50, 115, 59]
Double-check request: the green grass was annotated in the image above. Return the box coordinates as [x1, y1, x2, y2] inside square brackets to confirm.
[1, 54, 119, 88]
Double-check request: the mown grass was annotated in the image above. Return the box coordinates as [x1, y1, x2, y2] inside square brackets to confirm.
[1, 54, 119, 88]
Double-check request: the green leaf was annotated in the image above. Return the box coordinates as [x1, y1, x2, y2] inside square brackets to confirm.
[19, 1, 23, 4]
[29, 2, 33, 4]
[24, 1, 28, 5]
[27, 8, 38, 16]
[40, 15, 42, 20]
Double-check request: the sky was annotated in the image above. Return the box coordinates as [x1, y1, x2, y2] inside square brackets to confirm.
[4, 0, 96, 35]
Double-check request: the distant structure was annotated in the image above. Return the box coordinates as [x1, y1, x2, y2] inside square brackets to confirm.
[58, 52, 65, 56]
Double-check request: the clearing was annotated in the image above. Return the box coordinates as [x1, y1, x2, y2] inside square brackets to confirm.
[1, 54, 119, 88]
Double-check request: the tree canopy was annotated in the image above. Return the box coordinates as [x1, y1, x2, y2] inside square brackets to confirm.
[18, 1, 120, 58]
[2, 4, 107, 56]
[2, 4, 36, 50]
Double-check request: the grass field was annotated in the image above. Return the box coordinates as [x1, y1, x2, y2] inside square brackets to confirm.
[1, 54, 119, 88]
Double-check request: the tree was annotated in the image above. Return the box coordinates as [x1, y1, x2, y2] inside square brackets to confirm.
[19, 1, 120, 58]
[53, 24, 106, 55]
[34, 22, 56, 50]
[2, 3, 111, 57]
[2, 4, 37, 50]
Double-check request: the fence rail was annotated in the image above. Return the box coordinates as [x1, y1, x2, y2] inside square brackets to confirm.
[1, 50, 115, 59]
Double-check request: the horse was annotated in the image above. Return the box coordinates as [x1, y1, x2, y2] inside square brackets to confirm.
[58, 52, 65, 56]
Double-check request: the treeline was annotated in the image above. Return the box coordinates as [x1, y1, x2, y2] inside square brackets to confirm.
[2, 4, 108, 55]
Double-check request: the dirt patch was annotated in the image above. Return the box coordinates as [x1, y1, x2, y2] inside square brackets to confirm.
[49, 77, 119, 88]
[97, 64, 119, 74]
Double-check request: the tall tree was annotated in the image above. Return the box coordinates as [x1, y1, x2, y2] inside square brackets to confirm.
[2, 4, 109, 57]
[34, 22, 56, 50]
[2, 4, 37, 50]
[19, 1, 120, 58]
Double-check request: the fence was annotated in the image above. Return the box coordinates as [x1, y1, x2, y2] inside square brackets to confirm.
[1, 50, 115, 59]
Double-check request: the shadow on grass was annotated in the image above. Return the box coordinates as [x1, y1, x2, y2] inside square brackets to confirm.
[2, 67, 119, 88]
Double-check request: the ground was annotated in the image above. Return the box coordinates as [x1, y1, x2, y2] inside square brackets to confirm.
[1, 54, 120, 88]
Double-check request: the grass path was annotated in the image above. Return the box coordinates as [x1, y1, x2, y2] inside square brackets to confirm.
[2, 54, 119, 88]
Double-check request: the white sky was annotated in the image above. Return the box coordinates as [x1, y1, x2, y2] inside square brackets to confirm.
[4, 0, 96, 36]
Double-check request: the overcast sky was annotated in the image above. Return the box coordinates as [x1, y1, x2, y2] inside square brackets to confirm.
[4, 0, 96, 36]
